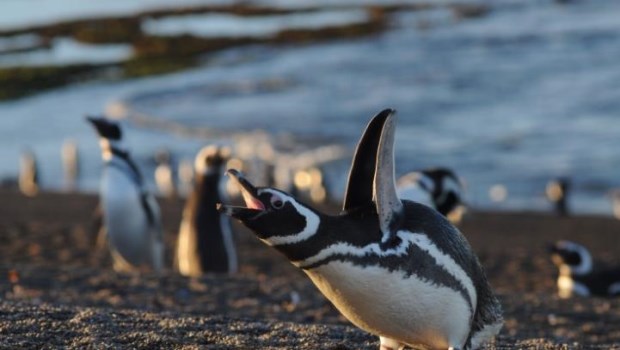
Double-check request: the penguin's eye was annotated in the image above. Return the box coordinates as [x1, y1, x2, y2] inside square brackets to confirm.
[270, 195, 284, 209]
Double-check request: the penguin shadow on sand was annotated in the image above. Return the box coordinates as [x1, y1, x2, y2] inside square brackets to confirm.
[548, 240, 620, 299]
[397, 167, 466, 225]
[219, 108, 503, 350]
[86, 116, 164, 274]
[175, 145, 238, 277]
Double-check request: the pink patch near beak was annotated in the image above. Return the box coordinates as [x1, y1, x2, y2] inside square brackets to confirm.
[241, 189, 265, 210]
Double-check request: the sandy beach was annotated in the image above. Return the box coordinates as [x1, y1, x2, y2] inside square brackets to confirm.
[1, 189, 619, 348]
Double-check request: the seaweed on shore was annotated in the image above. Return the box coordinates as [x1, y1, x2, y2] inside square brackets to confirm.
[0, 65, 101, 100]
[0, 3, 488, 100]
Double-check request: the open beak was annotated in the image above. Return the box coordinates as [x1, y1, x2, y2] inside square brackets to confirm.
[217, 169, 265, 220]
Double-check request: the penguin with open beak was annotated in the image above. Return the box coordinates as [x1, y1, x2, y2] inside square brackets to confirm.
[219, 109, 502, 350]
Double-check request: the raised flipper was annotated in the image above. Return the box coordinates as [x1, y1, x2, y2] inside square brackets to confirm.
[373, 111, 403, 244]
[342, 108, 395, 211]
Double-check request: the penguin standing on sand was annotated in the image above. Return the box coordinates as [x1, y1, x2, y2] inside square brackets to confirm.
[19, 149, 39, 197]
[154, 149, 177, 199]
[61, 139, 80, 191]
[219, 109, 503, 350]
[176, 145, 237, 276]
[546, 177, 570, 216]
[87, 116, 164, 273]
[549, 240, 620, 298]
[397, 168, 465, 222]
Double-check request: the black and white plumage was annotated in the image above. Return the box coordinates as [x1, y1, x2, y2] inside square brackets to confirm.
[87, 116, 164, 273]
[219, 109, 502, 350]
[397, 168, 464, 221]
[176, 145, 237, 276]
[549, 240, 620, 298]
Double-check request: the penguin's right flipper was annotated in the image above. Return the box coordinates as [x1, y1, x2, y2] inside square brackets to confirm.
[342, 108, 395, 212]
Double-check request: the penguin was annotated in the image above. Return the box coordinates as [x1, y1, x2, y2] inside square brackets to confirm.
[176, 145, 238, 276]
[545, 177, 570, 216]
[19, 149, 39, 197]
[61, 139, 80, 191]
[154, 148, 177, 199]
[611, 189, 620, 220]
[397, 168, 465, 222]
[219, 109, 503, 350]
[549, 240, 620, 298]
[86, 116, 164, 273]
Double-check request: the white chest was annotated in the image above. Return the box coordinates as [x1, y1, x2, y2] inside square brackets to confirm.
[557, 275, 589, 298]
[100, 166, 150, 263]
[305, 261, 472, 349]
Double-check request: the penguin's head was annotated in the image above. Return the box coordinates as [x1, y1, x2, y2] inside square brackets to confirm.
[195, 145, 231, 175]
[397, 167, 465, 218]
[421, 168, 464, 215]
[86, 116, 122, 141]
[548, 240, 592, 275]
[218, 169, 320, 246]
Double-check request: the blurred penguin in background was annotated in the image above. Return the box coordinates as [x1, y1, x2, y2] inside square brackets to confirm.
[549, 240, 620, 298]
[611, 189, 620, 220]
[19, 149, 39, 197]
[154, 148, 177, 199]
[176, 145, 238, 276]
[177, 158, 195, 198]
[397, 167, 466, 223]
[546, 177, 570, 216]
[87, 116, 164, 273]
[61, 139, 80, 191]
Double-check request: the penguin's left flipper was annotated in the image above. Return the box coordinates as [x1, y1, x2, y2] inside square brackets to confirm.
[372, 111, 403, 244]
[343, 108, 395, 212]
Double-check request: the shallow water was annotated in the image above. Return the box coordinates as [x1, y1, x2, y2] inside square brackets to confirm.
[1, 0, 619, 215]
[142, 10, 369, 38]
[0, 37, 133, 68]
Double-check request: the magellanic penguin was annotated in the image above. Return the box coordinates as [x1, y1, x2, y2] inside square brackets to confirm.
[87, 116, 164, 273]
[154, 148, 177, 199]
[549, 240, 620, 298]
[19, 149, 39, 197]
[545, 177, 570, 216]
[176, 145, 238, 276]
[61, 139, 80, 191]
[397, 168, 465, 223]
[219, 109, 503, 350]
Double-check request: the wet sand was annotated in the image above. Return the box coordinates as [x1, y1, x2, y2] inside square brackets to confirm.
[1, 189, 619, 348]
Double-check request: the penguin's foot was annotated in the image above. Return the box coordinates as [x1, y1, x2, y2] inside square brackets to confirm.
[379, 336, 404, 350]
